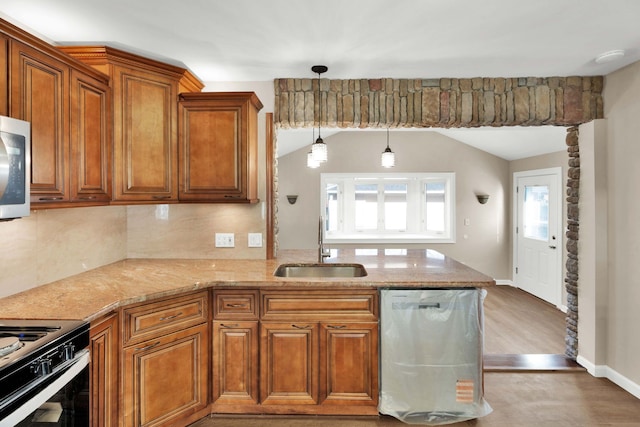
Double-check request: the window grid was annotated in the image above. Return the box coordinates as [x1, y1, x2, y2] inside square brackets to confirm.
[321, 173, 456, 244]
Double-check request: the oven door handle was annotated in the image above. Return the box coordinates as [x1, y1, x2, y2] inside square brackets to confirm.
[0, 350, 89, 427]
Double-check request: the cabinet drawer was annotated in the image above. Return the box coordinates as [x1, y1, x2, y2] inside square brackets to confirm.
[213, 290, 259, 320]
[122, 291, 208, 346]
[261, 290, 378, 321]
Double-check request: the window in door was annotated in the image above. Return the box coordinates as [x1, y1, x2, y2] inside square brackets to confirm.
[523, 185, 549, 241]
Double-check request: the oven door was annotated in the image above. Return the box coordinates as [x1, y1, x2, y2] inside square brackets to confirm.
[0, 350, 89, 427]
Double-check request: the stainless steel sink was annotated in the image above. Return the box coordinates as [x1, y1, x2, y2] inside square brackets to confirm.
[273, 263, 368, 278]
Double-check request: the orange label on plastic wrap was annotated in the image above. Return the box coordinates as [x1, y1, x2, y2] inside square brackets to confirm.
[456, 379, 475, 403]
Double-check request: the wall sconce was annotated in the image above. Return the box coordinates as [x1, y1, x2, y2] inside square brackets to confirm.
[476, 194, 489, 204]
[286, 195, 298, 204]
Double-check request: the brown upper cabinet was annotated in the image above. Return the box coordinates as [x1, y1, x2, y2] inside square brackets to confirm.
[2, 18, 112, 208]
[1, 34, 8, 116]
[69, 69, 111, 203]
[60, 46, 204, 204]
[10, 40, 70, 204]
[178, 92, 263, 203]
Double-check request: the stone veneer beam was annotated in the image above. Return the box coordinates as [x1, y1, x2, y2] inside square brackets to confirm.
[274, 76, 603, 129]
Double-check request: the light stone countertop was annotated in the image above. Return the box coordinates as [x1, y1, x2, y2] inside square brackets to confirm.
[0, 249, 495, 322]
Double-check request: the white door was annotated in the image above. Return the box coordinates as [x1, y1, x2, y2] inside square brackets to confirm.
[514, 168, 562, 306]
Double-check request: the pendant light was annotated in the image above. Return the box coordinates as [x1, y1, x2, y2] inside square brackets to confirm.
[311, 65, 328, 163]
[307, 128, 320, 168]
[381, 128, 395, 168]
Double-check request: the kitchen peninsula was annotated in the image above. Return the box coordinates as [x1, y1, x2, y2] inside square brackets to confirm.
[0, 249, 494, 426]
[0, 249, 494, 321]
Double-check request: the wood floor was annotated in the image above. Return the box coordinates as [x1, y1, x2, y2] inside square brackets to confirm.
[190, 286, 640, 427]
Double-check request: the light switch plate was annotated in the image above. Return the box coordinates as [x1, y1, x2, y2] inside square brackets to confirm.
[248, 233, 263, 248]
[215, 233, 235, 248]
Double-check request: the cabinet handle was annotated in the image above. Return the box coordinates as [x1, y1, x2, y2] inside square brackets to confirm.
[77, 196, 97, 200]
[159, 312, 183, 321]
[326, 325, 346, 329]
[152, 195, 172, 200]
[134, 341, 161, 351]
[292, 324, 312, 329]
[220, 323, 239, 328]
[226, 303, 247, 308]
[38, 197, 64, 201]
[224, 195, 242, 198]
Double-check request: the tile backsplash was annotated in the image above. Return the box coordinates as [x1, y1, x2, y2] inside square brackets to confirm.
[1, 206, 127, 298]
[1, 203, 266, 298]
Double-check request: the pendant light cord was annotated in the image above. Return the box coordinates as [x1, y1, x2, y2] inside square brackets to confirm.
[317, 70, 322, 140]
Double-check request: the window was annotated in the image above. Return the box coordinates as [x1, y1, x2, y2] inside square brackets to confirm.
[321, 173, 455, 243]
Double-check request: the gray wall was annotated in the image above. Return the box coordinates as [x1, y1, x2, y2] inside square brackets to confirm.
[277, 130, 512, 279]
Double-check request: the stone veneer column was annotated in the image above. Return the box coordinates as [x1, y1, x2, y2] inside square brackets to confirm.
[565, 127, 580, 359]
[274, 76, 603, 129]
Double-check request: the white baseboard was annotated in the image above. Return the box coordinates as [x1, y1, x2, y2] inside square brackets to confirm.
[577, 355, 640, 399]
[494, 279, 513, 286]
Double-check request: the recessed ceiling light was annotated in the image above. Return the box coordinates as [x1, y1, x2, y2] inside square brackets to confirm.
[595, 50, 625, 64]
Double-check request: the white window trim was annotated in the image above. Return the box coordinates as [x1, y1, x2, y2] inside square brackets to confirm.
[321, 172, 456, 244]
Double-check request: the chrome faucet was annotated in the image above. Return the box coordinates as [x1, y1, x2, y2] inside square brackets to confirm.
[318, 216, 330, 263]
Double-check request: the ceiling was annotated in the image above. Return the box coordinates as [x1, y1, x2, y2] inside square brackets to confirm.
[2, 0, 638, 159]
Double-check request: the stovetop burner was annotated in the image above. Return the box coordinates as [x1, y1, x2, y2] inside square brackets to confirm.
[0, 337, 21, 358]
[0, 325, 61, 343]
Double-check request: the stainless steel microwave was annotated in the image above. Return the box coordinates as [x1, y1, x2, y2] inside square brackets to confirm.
[0, 116, 30, 221]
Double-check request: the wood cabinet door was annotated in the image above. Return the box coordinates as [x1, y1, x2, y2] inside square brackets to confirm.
[0, 34, 8, 116]
[10, 39, 69, 204]
[319, 322, 379, 406]
[90, 312, 119, 427]
[112, 66, 177, 202]
[178, 92, 261, 203]
[122, 324, 208, 427]
[260, 322, 319, 406]
[212, 321, 259, 405]
[69, 68, 110, 203]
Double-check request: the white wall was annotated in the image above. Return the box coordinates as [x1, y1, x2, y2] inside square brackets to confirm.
[577, 120, 609, 370]
[593, 59, 640, 394]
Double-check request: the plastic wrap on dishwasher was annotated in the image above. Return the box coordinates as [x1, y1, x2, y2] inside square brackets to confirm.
[379, 288, 492, 425]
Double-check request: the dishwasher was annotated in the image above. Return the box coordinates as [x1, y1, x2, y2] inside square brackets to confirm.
[379, 288, 492, 425]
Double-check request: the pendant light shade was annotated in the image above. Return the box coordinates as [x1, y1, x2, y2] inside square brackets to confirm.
[311, 136, 327, 162]
[307, 127, 320, 168]
[307, 150, 320, 168]
[311, 65, 328, 163]
[381, 128, 395, 168]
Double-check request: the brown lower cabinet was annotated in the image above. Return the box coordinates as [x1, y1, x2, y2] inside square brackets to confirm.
[90, 312, 119, 427]
[120, 290, 210, 427]
[259, 321, 379, 409]
[212, 321, 259, 405]
[211, 289, 379, 416]
[93, 289, 378, 426]
[121, 323, 209, 427]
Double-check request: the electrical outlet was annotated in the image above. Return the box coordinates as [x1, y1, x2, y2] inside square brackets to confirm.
[215, 233, 235, 248]
[248, 233, 263, 248]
